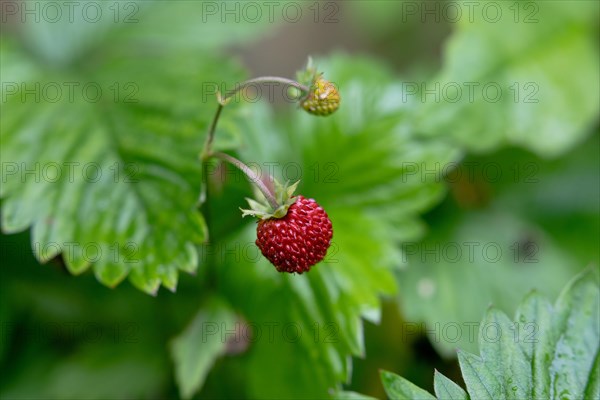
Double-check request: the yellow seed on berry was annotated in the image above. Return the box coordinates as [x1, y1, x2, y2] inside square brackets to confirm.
[301, 78, 340, 116]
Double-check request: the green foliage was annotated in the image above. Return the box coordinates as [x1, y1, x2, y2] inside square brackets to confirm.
[397, 137, 599, 357]
[335, 391, 379, 400]
[0, 234, 175, 399]
[381, 370, 436, 399]
[381, 269, 600, 399]
[170, 297, 237, 399]
[1, 0, 598, 398]
[1, 343, 165, 399]
[200, 54, 460, 398]
[398, 209, 578, 356]
[2, 19, 461, 399]
[0, 2, 253, 294]
[416, 1, 599, 155]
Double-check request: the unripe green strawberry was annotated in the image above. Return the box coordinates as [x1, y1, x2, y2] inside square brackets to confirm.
[255, 196, 333, 273]
[301, 77, 340, 116]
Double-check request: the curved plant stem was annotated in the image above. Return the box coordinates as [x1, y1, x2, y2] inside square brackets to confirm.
[198, 76, 308, 209]
[222, 76, 309, 101]
[201, 103, 224, 160]
[211, 151, 279, 210]
[201, 77, 309, 160]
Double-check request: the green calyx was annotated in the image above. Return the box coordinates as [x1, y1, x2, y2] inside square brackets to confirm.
[295, 57, 340, 116]
[296, 56, 319, 89]
[241, 180, 300, 220]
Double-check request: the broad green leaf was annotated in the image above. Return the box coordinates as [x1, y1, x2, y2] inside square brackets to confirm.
[1, 15, 246, 293]
[380, 370, 436, 400]
[417, 0, 599, 156]
[433, 369, 468, 400]
[377, 269, 600, 400]
[170, 297, 237, 399]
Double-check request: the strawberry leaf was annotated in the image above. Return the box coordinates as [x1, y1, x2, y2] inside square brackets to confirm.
[380, 269, 600, 399]
[433, 369, 468, 400]
[0, 7, 249, 293]
[380, 370, 436, 400]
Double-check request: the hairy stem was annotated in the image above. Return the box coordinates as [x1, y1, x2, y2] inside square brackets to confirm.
[201, 103, 223, 161]
[201, 77, 309, 160]
[211, 151, 279, 210]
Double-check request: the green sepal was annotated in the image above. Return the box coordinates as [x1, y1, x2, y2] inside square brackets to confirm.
[296, 56, 318, 88]
[240, 198, 271, 219]
[240, 180, 300, 220]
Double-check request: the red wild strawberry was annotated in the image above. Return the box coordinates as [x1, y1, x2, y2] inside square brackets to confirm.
[254, 196, 333, 274]
[241, 180, 333, 273]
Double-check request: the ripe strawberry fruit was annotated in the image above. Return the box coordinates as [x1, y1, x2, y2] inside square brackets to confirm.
[241, 180, 333, 273]
[255, 196, 333, 273]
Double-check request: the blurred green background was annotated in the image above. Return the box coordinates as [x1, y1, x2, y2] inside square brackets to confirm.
[1, 1, 598, 399]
